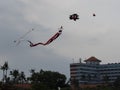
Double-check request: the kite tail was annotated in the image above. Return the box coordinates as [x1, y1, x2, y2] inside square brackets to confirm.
[27, 40, 45, 47]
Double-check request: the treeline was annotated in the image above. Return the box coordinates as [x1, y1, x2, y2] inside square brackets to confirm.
[0, 61, 71, 90]
[1, 62, 120, 90]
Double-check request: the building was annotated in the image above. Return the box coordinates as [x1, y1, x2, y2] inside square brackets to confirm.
[70, 56, 120, 86]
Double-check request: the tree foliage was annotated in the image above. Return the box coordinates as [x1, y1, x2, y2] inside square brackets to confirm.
[1, 61, 9, 83]
[30, 69, 67, 90]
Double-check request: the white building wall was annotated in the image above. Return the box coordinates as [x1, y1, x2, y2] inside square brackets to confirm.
[70, 61, 120, 84]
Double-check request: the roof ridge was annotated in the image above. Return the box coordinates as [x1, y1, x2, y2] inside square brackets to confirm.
[84, 56, 101, 62]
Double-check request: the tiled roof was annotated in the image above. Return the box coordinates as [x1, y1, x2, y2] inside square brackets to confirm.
[14, 84, 31, 89]
[84, 56, 101, 62]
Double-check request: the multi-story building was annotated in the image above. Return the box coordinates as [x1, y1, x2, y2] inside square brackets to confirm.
[70, 56, 120, 86]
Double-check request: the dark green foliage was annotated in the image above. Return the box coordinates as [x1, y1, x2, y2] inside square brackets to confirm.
[30, 69, 67, 90]
[0, 61, 9, 83]
[32, 83, 51, 90]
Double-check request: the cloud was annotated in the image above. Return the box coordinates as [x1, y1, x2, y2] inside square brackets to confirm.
[1, 0, 120, 79]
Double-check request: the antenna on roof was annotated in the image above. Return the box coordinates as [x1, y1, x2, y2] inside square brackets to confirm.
[79, 58, 82, 63]
[72, 58, 74, 63]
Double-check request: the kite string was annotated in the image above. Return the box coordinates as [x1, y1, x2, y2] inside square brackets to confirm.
[14, 28, 34, 42]
[14, 28, 34, 46]
[18, 28, 34, 40]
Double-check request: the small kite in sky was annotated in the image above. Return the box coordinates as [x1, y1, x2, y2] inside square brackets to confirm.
[14, 28, 34, 46]
[27, 26, 63, 47]
[93, 13, 96, 17]
[69, 13, 79, 21]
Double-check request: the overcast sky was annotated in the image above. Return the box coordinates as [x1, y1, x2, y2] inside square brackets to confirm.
[0, 0, 120, 79]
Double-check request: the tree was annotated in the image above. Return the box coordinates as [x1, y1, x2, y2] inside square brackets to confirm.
[10, 69, 19, 84]
[1, 61, 9, 83]
[30, 69, 35, 74]
[30, 69, 67, 90]
[1, 65, 5, 83]
[4, 62, 9, 78]
[4, 61, 9, 83]
[19, 71, 26, 84]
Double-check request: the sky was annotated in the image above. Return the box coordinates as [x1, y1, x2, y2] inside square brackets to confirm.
[0, 0, 120, 79]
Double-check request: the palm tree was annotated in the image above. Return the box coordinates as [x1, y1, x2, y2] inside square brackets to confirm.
[10, 69, 19, 84]
[1, 61, 9, 83]
[19, 71, 26, 84]
[1, 65, 5, 83]
[30, 69, 35, 74]
[4, 61, 9, 82]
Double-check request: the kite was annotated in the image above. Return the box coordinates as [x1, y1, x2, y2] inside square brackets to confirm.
[27, 26, 63, 47]
[93, 13, 96, 17]
[69, 14, 79, 21]
[14, 28, 34, 46]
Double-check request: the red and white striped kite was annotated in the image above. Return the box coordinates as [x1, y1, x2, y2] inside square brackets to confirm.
[27, 26, 63, 47]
